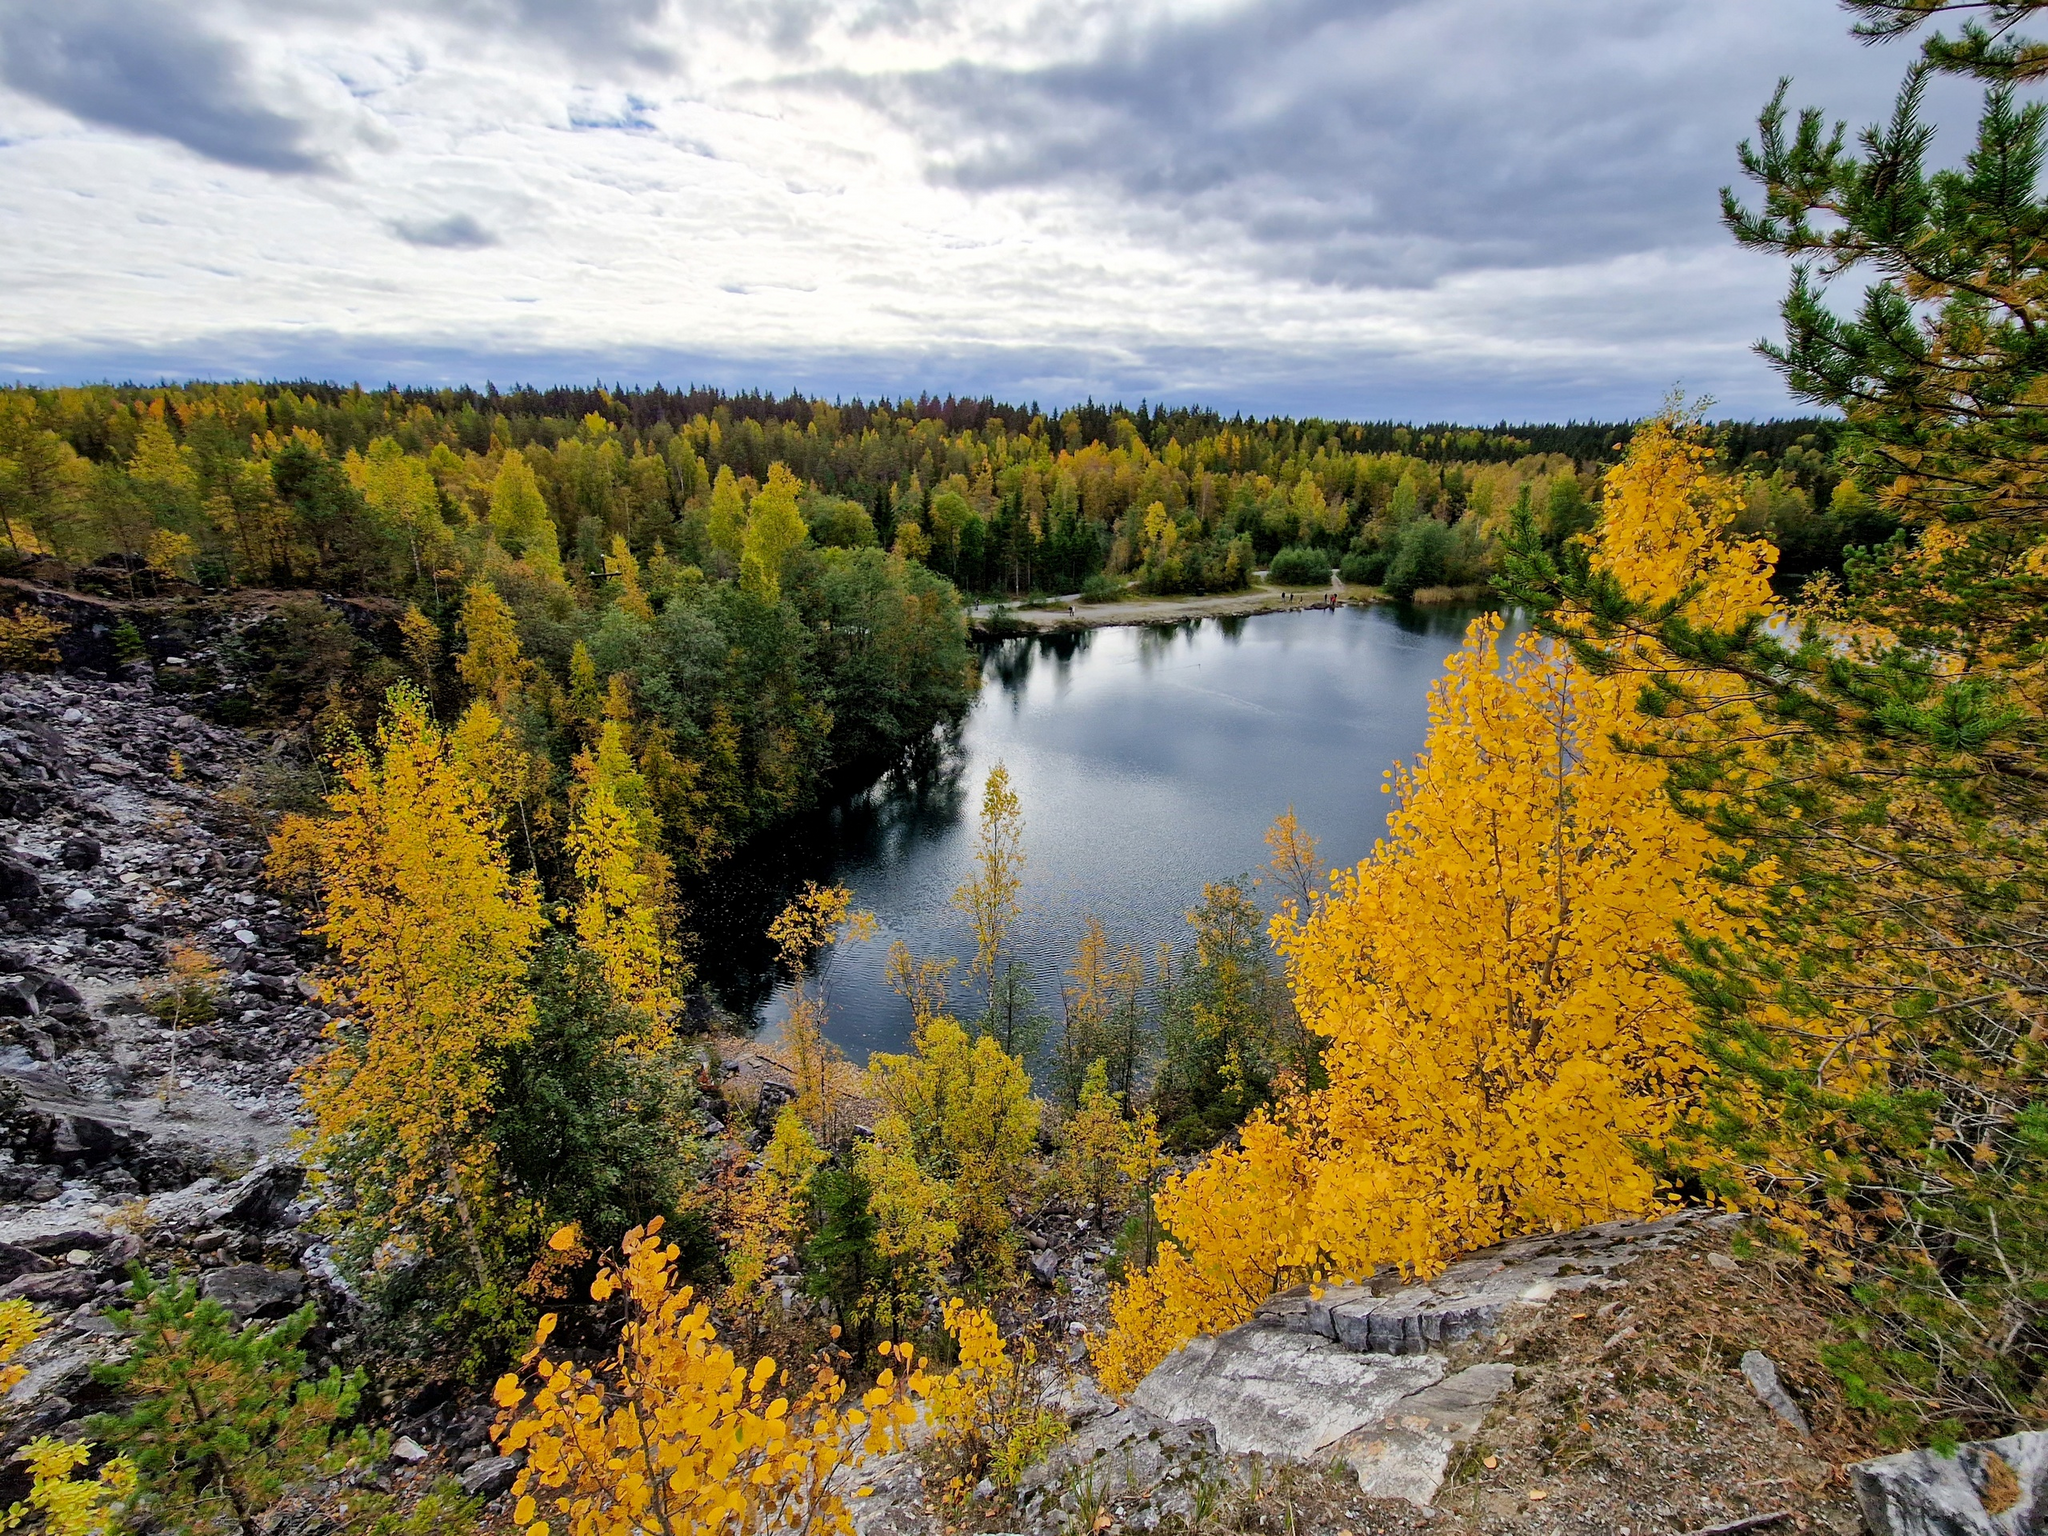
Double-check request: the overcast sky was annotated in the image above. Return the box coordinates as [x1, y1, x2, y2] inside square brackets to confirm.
[0, 0, 1980, 419]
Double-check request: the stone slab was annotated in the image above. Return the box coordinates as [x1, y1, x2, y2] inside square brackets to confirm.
[1132, 1326, 1444, 1459]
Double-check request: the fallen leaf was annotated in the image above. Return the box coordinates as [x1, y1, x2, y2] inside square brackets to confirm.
[1528, 1489, 1549, 1501]
[1483, 1456, 1499, 1469]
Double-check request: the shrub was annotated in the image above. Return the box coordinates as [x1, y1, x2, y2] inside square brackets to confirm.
[90, 1271, 378, 1535]
[1079, 572, 1125, 603]
[494, 1221, 928, 1536]
[0, 607, 63, 670]
[924, 1300, 1068, 1502]
[1339, 548, 1388, 586]
[1266, 546, 1331, 585]
[1383, 519, 1454, 600]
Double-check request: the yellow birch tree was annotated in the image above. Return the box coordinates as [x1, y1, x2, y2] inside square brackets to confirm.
[1094, 418, 1777, 1395]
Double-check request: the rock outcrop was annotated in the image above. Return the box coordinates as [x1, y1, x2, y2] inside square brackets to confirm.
[1089, 1208, 1737, 1512]
[1852, 1430, 2048, 1536]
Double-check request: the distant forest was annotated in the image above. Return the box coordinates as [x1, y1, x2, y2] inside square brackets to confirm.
[0, 382, 1870, 608]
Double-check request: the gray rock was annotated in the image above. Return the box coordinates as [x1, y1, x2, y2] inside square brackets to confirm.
[0, 857, 40, 905]
[1258, 1209, 1735, 1355]
[390, 1435, 429, 1464]
[1852, 1430, 2048, 1536]
[2, 1268, 99, 1308]
[199, 1264, 305, 1321]
[459, 1455, 520, 1500]
[1017, 1406, 1234, 1529]
[57, 837, 100, 872]
[1028, 1249, 1061, 1287]
[1333, 1364, 1519, 1506]
[1741, 1350, 1810, 1436]
[1040, 1373, 1117, 1427]
[1132, 1326, 1444, 1459]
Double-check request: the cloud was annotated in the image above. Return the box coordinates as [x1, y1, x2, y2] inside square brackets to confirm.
[875, 0, 1887, 289]
[0, 0, 331, 172]
[389, 211, 499, 247]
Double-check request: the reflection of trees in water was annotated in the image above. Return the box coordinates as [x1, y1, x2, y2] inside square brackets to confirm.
[1391, 600, 1501, 639]
[689, 725, 971, 1022]
[984, 629, 1095, 705]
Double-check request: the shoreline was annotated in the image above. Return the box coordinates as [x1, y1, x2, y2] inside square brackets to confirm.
[967, 581, 1490, 635]
[968, 582, 1355, 634]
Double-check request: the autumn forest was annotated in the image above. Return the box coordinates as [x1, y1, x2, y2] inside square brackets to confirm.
[0, 1, 2045, 1533]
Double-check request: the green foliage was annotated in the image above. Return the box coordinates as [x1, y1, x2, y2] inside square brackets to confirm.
[1153, 881, 1297, 1148]
[488, 937, 715, 1270]
[1490, 1, 2048, 1440]
[1078, 572, 1125, 602]
[1382, 518, 1454, 599]
[1264, 545, 1330, 585]
[800, 1162, 883, 1363]
[110, 619, 146, 664]
[90, 1271, 379, 1536]
[1338, 547, 1385, 586]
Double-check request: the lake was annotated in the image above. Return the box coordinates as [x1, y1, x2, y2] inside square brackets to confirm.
[700, 601, 1512, 1064]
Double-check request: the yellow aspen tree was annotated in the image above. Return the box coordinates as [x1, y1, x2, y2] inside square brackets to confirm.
[494, 1221, 930, 1536]
[397, 603, 440, 695]
[567, 719, 680, 1037]
[1057, 1059, 1163, 1228]
[272, 684, 544, 1289]
[456, 581, 530, 713]
[866, 1014, 1038, 1276]
[764, 883, 873, 1140]
[713, 1109, 823, 1354]
[489, 448, 564, 580]
[952, 764, 1026, 1043]
[853, 1119, 957, 1340]
[705, 465, 746, 566]
[607, 534, 654, 621]
[1095, 419, 1777, 1394]
[740, 463, 807, 602]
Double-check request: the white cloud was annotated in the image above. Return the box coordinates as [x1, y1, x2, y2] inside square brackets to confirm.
[0, 0, 1983, 416]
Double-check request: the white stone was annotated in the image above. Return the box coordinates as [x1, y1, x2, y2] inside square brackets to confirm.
[1133, 1327, 1444, 1460]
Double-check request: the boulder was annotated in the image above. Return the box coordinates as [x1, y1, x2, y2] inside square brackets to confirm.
[1852, 1430, 2048, 1536]
[1018, 1406, 1235, 1530]
[1741, 1350, 1810, 1436]
[57, 838, 100, 872]
[459, 1455, 520, 1500]
[199, 1264, 305, 1321]
[2, 1268, 99, 1309]
[0, 1244, 55, 1285]
[0, 857, 41, 905]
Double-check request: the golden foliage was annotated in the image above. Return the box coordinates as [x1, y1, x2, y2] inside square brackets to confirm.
[923, 1301, 1067, 1502]
[0, 607, 63, 671]
[953, 764, 1024, 996]
[567, 720, 680, 1038]
[0, 1302, 137, 1535]
[1094, 418, 1777, 1395]
[494, 1220, 929, 1536]
[276, 685, 543, 1266]
[1057, 1059, 1163, 1227]
[456, 581, 531, 713]
[866, 1014, 1039, 1277]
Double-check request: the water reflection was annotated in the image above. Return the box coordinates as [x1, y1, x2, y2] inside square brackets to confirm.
[694, 602, 1512, 1064]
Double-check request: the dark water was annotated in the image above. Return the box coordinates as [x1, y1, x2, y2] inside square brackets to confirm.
[702, 602, 1509, 1065]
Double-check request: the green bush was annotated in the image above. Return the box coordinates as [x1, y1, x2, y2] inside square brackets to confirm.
[1266, 546, 1331, 585]
[1383, 519, 1454, 600]
[1339, 548, 1388, 586]
[1079, 572, 1126, 602]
